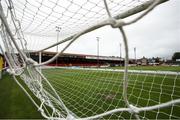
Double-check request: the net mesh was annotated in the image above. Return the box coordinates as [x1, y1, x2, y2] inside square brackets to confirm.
[0, 0, 180, 119]
[9, 0, 151, 36]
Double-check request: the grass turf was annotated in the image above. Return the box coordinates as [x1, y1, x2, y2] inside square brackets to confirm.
[108, 66, 180, 72]
[43, 68, 180, 119]
[0, 66, 180, 119]
[0, 73, 42, 119]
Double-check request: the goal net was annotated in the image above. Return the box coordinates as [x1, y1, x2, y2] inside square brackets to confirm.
[0, 0, 180, 119]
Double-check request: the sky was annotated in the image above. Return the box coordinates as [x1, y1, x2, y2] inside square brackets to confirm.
[61, 0, 180, 59]
[1, 0, 180, 60]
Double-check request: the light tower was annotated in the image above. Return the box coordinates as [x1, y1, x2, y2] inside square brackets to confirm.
[120, 43, 122, 66]
[120, 43, 122, 58]
[96, 37, 100, 68]
[55, 26, 61, 67]
[134, 47, 136, 63]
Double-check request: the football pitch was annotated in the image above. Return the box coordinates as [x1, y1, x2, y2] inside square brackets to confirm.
[0, 66, 180, 119]
[43, 67, 180, 119]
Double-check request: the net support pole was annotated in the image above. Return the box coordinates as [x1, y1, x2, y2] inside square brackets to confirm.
[39, 52, 42, 66]
[39, 52, 42, 80]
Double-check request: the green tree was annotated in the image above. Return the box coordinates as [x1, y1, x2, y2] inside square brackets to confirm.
[172, 52, 180, 61]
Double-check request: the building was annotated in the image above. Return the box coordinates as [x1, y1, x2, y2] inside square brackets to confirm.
[136, 56, 148, 66]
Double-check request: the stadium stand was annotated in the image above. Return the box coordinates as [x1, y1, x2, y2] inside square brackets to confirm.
[30, 51, 124, 67]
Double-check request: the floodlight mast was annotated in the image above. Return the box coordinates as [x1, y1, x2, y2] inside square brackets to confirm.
[120, 43, 122, 58]
[134, 47, 136, 63]
[96, 37, 100, 68]
[55, 26, 61, 67]
[120, 43, 122, 66]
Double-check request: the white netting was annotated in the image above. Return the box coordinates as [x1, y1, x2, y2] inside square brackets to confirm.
[0, 0, 180, 119]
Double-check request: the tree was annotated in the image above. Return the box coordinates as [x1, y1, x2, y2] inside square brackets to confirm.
[172, 52, 180, 61]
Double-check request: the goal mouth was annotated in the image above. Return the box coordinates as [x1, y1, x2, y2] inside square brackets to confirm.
[0, 0, 180, 119]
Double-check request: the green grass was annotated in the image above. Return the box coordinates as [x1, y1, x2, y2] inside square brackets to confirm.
[43, 68, 180, 119]
[109, 66, 180, 72]
[0, 73, 42, 119]
[0, 66, 180, 119]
